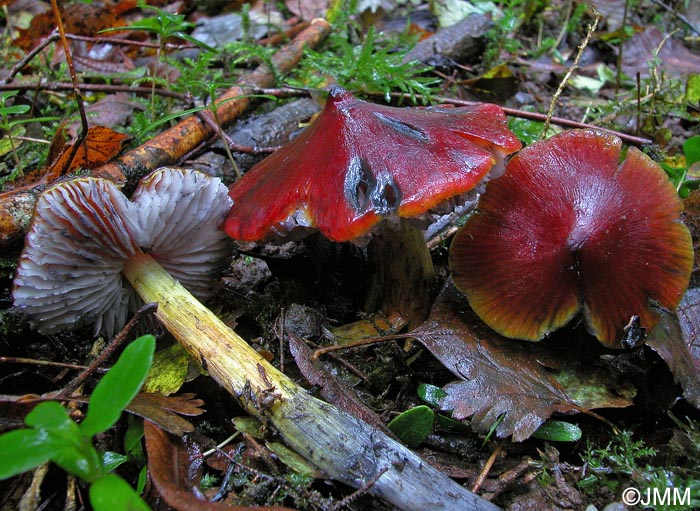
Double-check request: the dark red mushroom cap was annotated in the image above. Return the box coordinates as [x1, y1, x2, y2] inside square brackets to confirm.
[449, 129, 694, 348]
[225, 87, 521, 242]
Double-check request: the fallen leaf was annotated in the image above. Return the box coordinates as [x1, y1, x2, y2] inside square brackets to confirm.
[144, 421, 295, 511]
[126, 393, 205, 436]
[143, 344, 202, 396]
[410, 282, 632, 441]
[621, 27, 700, 78]
[13, 0, 137, 51]
[66, 93, 144, 139]
[287, 331, 388, 432]
[45, 126, 130, 181]
[647, 306, 700, 409]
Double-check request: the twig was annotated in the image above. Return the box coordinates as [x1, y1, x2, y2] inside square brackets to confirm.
[648, 0, 700, 36]
[0, 32, 59, 85]
[375, 90, 654, 147]
[0, 81, 192, 101]
[327, 467, 389, 511]
[0, 357, 106, 373]
[53, 302, 158, 399]
[50, 0, 89, 173]
[472, 442, 504, 493]
[542, 10, 601, 138]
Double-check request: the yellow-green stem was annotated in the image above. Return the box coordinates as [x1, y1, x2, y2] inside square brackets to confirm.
[122, 252, 499, 511]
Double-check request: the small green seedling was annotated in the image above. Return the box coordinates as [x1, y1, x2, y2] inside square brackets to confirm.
[532, 419, 582, 442]
[387, 405, 435, 448]
[0, 90, 58, 180]
[0, 334, 155, 511]
[662, 135, 700, 198]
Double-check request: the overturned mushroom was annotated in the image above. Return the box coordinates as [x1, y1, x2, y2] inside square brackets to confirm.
[13, 168, 231, 337]
[12, 169, 499, 511]
[225, 87, 521, 323]
[449, 129, 694, 348]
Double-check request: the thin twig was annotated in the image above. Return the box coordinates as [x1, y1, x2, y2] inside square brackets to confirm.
[373, 90, 654, 146]
[542, 10, 601, 138]
[327, 467, 389, 511]
[472, 442, 504, 493]
[0, 81, 192, 101]
[0, 356, 106, 373]
[648, 0, 700, 36]
[1, 32, 60, 85]
[50, 0, 88, 173]
[53, 302, 158, 399]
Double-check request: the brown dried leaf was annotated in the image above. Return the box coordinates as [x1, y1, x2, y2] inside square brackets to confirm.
[411, 283, 618, 441]
[67, 93, 144, 139]
[621, 27, 700, 78]
[126, 393, 205, 436]
[13, 0, 137, 50]
[647, 306, 700, 409]
[144, 421, 295, 511]
[287, 332, 388, 432]
[45, 126, 130, 181]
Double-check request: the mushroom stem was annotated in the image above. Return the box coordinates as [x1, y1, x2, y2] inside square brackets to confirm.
[364, 219, 435, 328]
[121, 251, 498, 511]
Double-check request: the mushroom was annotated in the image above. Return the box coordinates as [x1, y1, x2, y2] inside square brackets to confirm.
[11, 169, 499, 511]
[449, 129, 694, 348]
[13, 168, 231, 337]
[225, 87, 521, 323]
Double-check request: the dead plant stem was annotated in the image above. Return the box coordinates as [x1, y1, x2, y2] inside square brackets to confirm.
[542, 10, 601, 139]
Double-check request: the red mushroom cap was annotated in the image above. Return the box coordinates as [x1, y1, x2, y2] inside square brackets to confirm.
[225, 87, 521, 242]
[449, 129, 694, 348]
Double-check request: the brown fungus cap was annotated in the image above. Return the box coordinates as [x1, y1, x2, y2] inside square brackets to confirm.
[225, 87, 521, 242]
[449, 129, 694, 348]
[13, 168, 232, 336]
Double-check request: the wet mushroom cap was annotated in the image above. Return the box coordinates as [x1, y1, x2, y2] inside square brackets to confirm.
[449, 129, 694, 348]
[225, 87, 521, 242]
[13, 168, 232, 336]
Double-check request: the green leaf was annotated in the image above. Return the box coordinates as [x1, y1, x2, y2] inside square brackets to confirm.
[90, 473, 152, 511]
[102, 451, 129, 473]
[684, 135, 700, 167]
[80, 335, 156, 438]
[25, 401, 80, 439]
[417, 383, 447, 407]
[0, 429, 62, 479]
[52, 443, 103, 482]
[532, 420, 582, 442]
[24, 402, 103, 481]
[387, 405, 435, 448]
[124, 416, 145, 461]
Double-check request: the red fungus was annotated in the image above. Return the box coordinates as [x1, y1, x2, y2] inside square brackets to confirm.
[449, 129, 694, 348]
[225, 87, 521, 242]
[224, 88, 520, 325]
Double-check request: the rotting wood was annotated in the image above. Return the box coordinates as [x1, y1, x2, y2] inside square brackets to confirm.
[0, 18, 331, 248]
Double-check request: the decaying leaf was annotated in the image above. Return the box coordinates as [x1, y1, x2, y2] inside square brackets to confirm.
[647, 308, 700, 409]
[287, 332, 388, 432]
[649, 189, 700, 409]
[13, 0, 137, 50]
[127, 393, 205, 436]
[46, 126, 130, 181]
[410, 283, 633, 441]
[143, 344, 203, 396]
[144, 421, 294, 511]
